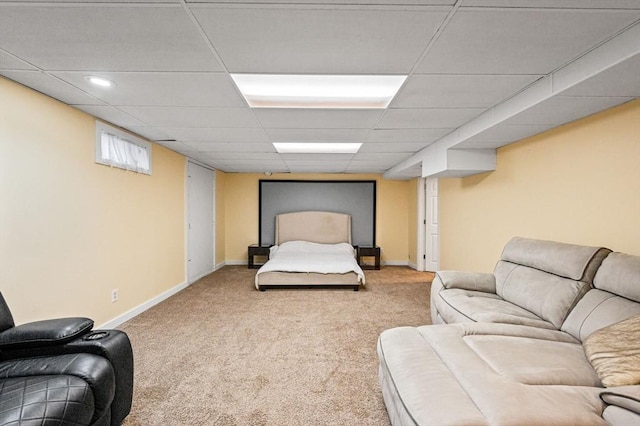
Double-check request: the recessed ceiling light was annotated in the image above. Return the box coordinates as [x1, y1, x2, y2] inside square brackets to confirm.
[273, 142, 362, 154]
[85, 76, 115, 88]
[231, 74, 406, 108]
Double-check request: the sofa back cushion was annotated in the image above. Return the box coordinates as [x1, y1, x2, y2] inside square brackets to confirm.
[593, 252, 640, 302]
[494, 237, 611, 329]
[500, 237, 609, 282]
[562, 252, 640, 341]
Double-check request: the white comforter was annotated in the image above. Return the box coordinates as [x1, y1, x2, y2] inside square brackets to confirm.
[255, 240, 365, 284]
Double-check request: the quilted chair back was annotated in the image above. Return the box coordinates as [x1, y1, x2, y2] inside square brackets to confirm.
[0, 292, 14, 332]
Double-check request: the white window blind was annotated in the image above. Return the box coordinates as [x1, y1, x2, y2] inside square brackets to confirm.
[95, 122, 152, 175]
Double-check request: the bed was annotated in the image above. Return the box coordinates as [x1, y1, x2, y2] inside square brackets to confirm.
[254, 211, 366, 291]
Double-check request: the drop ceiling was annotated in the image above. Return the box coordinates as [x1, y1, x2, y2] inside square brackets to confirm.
[0, 0, 638, 178]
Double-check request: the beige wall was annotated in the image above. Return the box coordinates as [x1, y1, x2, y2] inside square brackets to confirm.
[223, 173, 411, 264]
[439, 99, 640, 272]
[0, 77, 186, 325]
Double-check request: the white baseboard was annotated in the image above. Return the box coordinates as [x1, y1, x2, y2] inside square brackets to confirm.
[188, 268, 215, 284]
[383, 260, 410, 266]
[407, 262, 418, 270]
[225, 260, 247, 266]
[215, 261, 227, 270]
[98, 279, 189, 329]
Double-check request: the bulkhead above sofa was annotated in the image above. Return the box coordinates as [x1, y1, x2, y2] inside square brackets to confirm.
[431, 237, 612, 329]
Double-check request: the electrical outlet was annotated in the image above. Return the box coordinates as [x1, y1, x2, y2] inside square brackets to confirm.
[111, 288, 119, 303]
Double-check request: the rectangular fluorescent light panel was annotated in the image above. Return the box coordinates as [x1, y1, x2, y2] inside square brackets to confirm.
[231, 74, 407, 108]
[273, 143, 362, 154]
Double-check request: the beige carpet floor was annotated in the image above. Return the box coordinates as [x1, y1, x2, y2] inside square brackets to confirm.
[120, 265, 433, 426]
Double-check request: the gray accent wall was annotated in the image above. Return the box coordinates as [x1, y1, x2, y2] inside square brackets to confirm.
[259, 180, 376, 247]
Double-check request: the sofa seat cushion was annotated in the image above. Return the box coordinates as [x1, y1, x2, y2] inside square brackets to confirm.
[465, 335, 601, 386]
[435, 288, 557, 329]
[377, 326, 490, 426]
[0, 375, 95, 425]
[378, 323, 606, 426]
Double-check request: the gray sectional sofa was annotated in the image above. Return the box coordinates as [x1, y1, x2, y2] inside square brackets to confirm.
[377, 237, 640, 425]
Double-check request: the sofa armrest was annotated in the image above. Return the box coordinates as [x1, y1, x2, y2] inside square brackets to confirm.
[434, 271, 496, 293]
[601, 386, 640, 415]
[0, 317, 93, 349]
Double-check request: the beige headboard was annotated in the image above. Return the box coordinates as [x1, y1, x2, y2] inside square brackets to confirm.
[275, 211, 352, 245]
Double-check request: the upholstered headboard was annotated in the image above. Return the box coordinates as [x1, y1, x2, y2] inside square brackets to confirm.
[275, 211, 351, 245]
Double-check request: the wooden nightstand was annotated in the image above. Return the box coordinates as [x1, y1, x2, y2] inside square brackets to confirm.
[248, 245, 271, 269]
[357, 246, 381, 270]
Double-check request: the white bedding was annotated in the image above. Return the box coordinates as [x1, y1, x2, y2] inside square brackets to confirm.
[255, 240, 366, 285]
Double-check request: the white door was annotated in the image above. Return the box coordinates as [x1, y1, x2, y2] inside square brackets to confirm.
[187, 161, 215, 283]
[425, 178, 440, 272]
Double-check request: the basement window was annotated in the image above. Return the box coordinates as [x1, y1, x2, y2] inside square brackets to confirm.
[95, 122, 152, 175]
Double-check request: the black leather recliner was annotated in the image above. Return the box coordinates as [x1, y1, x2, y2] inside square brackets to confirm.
[0, 292, 134, 425]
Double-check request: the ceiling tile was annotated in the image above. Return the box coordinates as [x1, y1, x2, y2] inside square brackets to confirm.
[462, 1, 640, 8]
[207, 152, 282, 160]
[359, 142, 431, 153]
[266, 128, 369, 143]
[2, 71, 104, 105]
[416, 8, 640, 74]
[0, 5, 222, 72]
[182, 142, 276, 153]
[284, 162, 349, 173]
[344, 166, 388, 174]
[158, 127, 270, 143]
[348, 159, 402, 168]
[280, 154, 354, 161]
[0, 0, 181, 2]
[119, 106, 260, 128]
[73, 105, 146, 128]
[378, 108, 483, 129]
[189, 0, 455, 4]
[255, 109, 384, 129]
[366, 128, 451, 143]
[53, 72, 245, 107]
[193, 5, 449, 73]
[392, 74, 542, 108]
[0, 51, 36, 70]
[352, 152, 413, 162]
[129, 127, 174, 142]
[213, 159, 287, 172]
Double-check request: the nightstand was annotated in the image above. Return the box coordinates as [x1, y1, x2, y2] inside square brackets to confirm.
[248, 245, 271, 269]
[357, 246, 381, 270]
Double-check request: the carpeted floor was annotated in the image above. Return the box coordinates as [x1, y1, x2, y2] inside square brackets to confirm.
[120, 265, 433, 425]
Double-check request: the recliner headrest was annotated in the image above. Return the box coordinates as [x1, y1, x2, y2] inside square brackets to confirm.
[593, 252, 640, 302]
